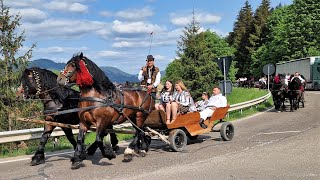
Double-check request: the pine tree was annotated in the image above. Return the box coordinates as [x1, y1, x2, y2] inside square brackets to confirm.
[287, 0, 320, 58]
[0, 0, 35, 130]
[229, 1, 253, 77]
[165, 11, 235, 98]
[249, 0, 271, 75]
[249, 0, 270, 49]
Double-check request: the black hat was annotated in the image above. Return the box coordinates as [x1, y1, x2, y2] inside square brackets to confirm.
[146, 55, 154, 61]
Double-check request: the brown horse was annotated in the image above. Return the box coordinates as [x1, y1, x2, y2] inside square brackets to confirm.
[17, 67, 119, 166]
[57, 53, 153, 169]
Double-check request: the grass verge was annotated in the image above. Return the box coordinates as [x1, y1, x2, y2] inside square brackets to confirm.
[0, 133, 134, 158]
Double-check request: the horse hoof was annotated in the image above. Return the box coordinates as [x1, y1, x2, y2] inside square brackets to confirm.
[71, 161, 84, 170]
[139, 150, 146, 157]
[30, 158, 45, 166]
[113, 145, 120, 152]
[86, 148, 95, 156]
[106, 152, 116, 160]
[30, 154, 45, 166]
[123, 154, 133, 162]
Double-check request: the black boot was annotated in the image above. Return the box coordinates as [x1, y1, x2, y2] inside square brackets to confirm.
[199, 118, 207, 129]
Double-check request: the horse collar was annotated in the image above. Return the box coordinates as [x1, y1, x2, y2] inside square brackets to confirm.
[32, 70, 42, 98]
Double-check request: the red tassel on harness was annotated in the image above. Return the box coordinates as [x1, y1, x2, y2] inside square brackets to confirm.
[274, 75, 280, 84]
[76, 60, 93, 87]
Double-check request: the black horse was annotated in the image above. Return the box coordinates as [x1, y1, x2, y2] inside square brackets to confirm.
[17, 67, 118, 166]
[271, 74, 287, 111]
[288, 77, 302, 111]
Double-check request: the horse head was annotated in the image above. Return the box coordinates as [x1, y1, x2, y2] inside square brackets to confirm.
[17, 68, 43, 100]
[289, 77, 301, 91]
[18, 67, 70, 104]
[57, 52, 115, 94]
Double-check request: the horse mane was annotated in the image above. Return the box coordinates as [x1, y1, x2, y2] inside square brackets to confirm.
[25, 67, 79, 103]
[68, 54, 116, 94]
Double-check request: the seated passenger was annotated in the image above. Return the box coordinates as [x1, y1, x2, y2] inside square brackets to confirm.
[155, 80, 174, 123]
[167, 80, 194, 123]
[199, 87, 227, 129]
[195, 92, 209, 111]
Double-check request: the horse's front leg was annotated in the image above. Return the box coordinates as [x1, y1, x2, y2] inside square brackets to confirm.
[123, 131, 139, 162]
[96, 127, 116, 160]
[134, 112, 151, 157]
[71, 123, 87, 170]
[289, 97, 294, 112]
[31, 124, 54, 166]
[62, 127, 77, 150]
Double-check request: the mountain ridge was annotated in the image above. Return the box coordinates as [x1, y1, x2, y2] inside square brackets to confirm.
[28, 59, 138, 83]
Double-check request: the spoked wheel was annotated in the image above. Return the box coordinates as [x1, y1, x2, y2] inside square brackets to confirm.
[220, 122, 234, 141]
[168, 129, 187, 152]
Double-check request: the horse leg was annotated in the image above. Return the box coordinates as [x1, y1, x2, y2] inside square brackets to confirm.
[71, 123, 87, 170]
[30, 124, 54, 166]
[135, 112, 151, 157]
[61, 127, 77, 150]
[137, 129, 151, 157]
[96, 127, 116, 160]
[123, 132, 139, 162]
[110, 131, 119, 152]
[289, 96, 294, 112]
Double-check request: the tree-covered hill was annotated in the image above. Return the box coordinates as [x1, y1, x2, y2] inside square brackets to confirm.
[29, 59, 139, 83]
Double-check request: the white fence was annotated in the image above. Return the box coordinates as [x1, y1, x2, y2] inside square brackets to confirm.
[0, 92, 271, 144]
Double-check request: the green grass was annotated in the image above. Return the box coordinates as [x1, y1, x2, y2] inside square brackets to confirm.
[227, 87, 269, 104]
[0, 88, 272, 158]
[227, 97, 273, 121]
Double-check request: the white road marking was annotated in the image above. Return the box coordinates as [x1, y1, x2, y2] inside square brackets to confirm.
[259, 130, 301, 135]
[0, 151, 73, 164]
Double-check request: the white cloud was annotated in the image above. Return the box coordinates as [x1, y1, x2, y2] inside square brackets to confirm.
[10, 8, 47, 23]
[112, 28, 182, 48]
[69, 3, 88, 13]
[115, 7, 153, 20]
[170, 12, 221, 26]
[100, 7, 154, 20]
[112, 20, 164, 34]
[36, 46, 89, 54]
[100, 11, 112, 17]
[22, 19, 109, 39]
[153, 54, 165, 61]
[44, 1, 88, 13]
[4, 0, 42, 8]
[97, 50, 124, 58]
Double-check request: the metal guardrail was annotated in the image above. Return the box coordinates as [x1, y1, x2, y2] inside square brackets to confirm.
[0, 91, 271, 144]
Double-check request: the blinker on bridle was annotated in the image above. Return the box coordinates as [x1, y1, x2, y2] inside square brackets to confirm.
[61, 62, 77, 84]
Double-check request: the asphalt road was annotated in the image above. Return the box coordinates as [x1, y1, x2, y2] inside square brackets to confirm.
[0, 92, 319, 180]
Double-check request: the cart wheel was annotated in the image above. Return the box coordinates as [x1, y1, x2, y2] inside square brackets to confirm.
[168, 129, 187, 152]
[220, 122, 234, 141]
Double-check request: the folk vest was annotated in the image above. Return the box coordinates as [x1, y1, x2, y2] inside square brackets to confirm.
[140, 66, 159, 91]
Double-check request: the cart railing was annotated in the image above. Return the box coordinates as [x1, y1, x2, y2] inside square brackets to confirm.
[0, 91, 271, 144]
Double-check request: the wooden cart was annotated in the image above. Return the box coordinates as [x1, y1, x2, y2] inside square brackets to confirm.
[144, 105, 234, 152]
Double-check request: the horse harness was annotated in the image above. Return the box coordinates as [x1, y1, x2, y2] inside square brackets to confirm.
[78, 88, 154, 124]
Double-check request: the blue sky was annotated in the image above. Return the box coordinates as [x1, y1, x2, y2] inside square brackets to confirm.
[6, 0, 292, 74]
